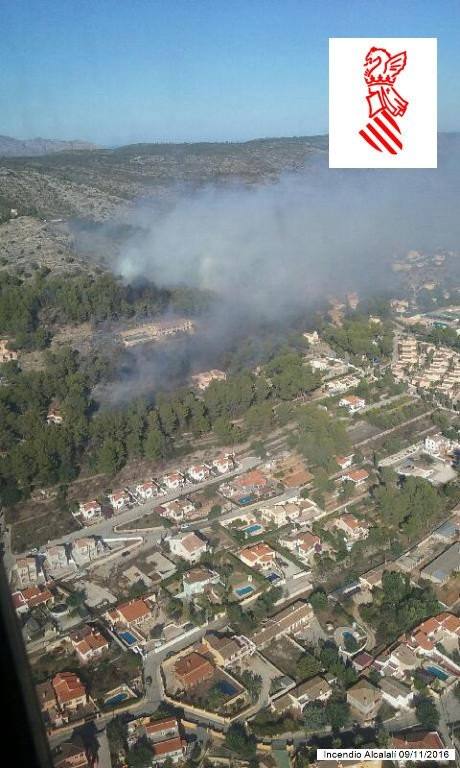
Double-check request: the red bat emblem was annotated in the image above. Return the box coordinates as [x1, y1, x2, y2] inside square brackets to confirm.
[359, 46, 408, 155]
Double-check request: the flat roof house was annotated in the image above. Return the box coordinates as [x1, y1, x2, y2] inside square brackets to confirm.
[379, 677, 414, 710]
[346, 679, 382, 720]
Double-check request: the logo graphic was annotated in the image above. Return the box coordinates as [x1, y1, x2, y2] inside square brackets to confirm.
[329, 38, 437, 169]
[359, 47, 408, 155]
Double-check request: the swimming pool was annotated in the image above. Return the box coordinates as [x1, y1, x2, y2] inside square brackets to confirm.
[243, 523, 263, 536]
[218, 680, 238, 696]
[105, 691, 129, 706]
[425, 665, 449, 681]
[238, 495, 255, 505]
[234, 584, 255, 597]
[119, 630, 138, 646]
[266, 571, 281, 583]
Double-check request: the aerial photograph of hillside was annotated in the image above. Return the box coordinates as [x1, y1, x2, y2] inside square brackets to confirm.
[1, 2, 460, 767]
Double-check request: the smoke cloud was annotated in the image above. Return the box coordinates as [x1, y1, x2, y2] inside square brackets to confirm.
[114, 139, 460, 323]
[78, 136, 460, 403]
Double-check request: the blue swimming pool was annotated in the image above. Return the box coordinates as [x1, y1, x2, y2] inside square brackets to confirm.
[426, 665, 449, 681]
[218, 680, 238, 696]
[238, 495, 255, 505]
[119, 630, 138, 646]
[235, 584, 255, 597]
[105, 691, 129, 706]
[266, 571, 281, 583]
[243, 523, 263, 535]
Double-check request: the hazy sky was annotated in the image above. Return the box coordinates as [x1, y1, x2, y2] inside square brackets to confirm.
[1, 0, 458, 144]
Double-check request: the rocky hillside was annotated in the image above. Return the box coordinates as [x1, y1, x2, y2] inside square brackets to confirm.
[0, 136, 327, 222]
[0, 135, 97, 157]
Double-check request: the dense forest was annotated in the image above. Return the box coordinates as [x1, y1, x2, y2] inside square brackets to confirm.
[0, 270, 213, 349]
[0, 345, 323, 505]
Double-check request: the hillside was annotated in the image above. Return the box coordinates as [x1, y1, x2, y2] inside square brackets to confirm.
[0, 135, 327, 222]
[0, 134, 98, 157]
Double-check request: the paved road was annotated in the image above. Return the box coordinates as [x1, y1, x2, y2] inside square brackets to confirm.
[7, 456, 260, 562]
[95, 727, 112, 768]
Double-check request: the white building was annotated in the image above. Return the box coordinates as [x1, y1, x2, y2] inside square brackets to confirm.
[168, 532, 208, 563]
[187, 464, 211, 482]
[108, 490, 129, 511]
[44, 545, 69, 573]
[339, 395, 366, 413]
[212, 454, 235, 474]
[15, 557, 39, 587]
[259, 505, 288, 527]
[78, 500, 102, 522]
[71, 537, 101, 566]
[162, 472, 185, 491]
[136, 481, 158, 500]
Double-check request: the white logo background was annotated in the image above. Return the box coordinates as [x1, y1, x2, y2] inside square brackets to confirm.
[329, 37, 437, 168]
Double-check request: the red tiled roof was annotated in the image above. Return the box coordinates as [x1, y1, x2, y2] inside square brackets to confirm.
[151, 736, 184, 757]
[117, 599, 151, 623]
[235, 469, 267, 488]
[22, 585, 53, 607]
[52, 672, 86, 704]
[345, 468, 369, 482]
[392, 731, 444, 749]
[240, 542, 274, 563]
[145, 717, 177, 735]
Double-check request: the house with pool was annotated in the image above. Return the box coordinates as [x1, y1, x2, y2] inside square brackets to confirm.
[238, 542, 277, 571]
[162, 642, 249, 716]
[182, 567, 220, 598]
[104, 596, 156, 654]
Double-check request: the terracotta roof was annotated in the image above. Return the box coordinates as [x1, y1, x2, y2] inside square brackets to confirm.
[392, 731, 444, 749]
[72, 627, 108, 656]
[12, 591, 26, 609]
[151, 736, 184, 757]
[339, 513, 366, 530]
[175, 652, 214, 688]
[183, 567, 215, 584]
[234, 469, 268, 488]
[441, 614, 460, 634]
[341, 395, 364, 405]
[240, 542, 275, 564]
[52, 672, 86, 705]
[298, 532, 321, 549]
[22, 586, 53, 608]
[344, 468, 369, 482]
[412, 631, 435, 651]
[117, 598, 151, 623]
[110, 490, 127, 501]
[181, 532, 207, 553]
[80, 500, 99, 512]
[145, 717, 178, 735]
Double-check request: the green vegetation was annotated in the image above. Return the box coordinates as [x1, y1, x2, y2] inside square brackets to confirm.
[365, 400, 427, 429]
[296, 406, 350, 470]
[415, 696, 440, 730]
[0, 270, 211, 350]
[0, 345, 323, 505]
[360, 571, 440, 643]
[373, 474, 444, 538]
[324, 317, 393, 363]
